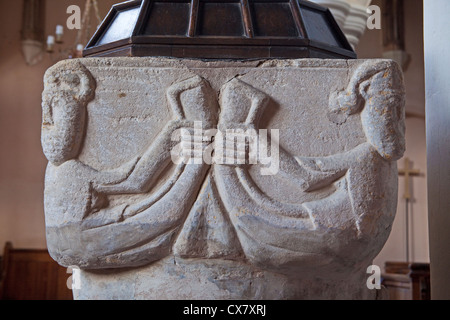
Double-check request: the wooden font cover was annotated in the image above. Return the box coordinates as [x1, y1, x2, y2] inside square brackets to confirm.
[83, 0, 356, 59]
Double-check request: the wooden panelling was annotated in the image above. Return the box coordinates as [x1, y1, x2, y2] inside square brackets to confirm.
[382, 262, 431, 300]
[0, 242, 73, 300]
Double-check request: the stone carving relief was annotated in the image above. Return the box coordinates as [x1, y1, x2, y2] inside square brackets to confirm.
[42, 59, 405, 283]
[42, 61, 96, 165]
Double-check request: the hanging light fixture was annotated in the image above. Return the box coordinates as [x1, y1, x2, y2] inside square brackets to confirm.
[21, 0, 46, 66]
[382, 0, 410, 70]
[73, 0, 103, 57]
[46, 0, 102, 60]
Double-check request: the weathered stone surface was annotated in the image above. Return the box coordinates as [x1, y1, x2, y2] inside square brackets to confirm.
[41, 57, 405, 299]
[72, 256, 385, 300]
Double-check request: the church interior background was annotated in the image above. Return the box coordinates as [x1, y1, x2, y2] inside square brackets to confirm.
[0, 0, 436, 300]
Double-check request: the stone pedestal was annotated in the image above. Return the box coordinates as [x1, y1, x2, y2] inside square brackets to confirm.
[73, 256, 383, 300]
[41, 58, 405, 300]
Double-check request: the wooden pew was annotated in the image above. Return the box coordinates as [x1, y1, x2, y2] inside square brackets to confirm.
[382, 261, 431, 300]
[0, 242, 73, 300]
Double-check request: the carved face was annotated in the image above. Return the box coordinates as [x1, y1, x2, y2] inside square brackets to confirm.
[360, 72, 406, 161]
[41, 71, 89, 165]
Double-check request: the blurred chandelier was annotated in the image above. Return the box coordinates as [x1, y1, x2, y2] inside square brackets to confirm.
[21, 0, 46, 65]
[46, 0, 102, 60]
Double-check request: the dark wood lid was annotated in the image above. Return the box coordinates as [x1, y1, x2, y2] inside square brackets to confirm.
[84, 0, 356, 59]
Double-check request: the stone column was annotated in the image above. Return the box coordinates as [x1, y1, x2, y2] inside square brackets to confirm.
[343, 0, 372, 49]
[424, 0, 450, 300]
[41, 58, 405, 300]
